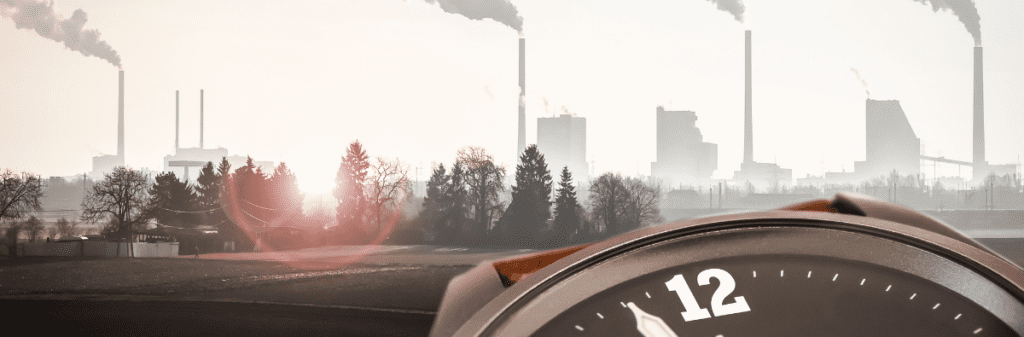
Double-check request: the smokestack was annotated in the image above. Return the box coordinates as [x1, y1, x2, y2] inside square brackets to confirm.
[973, 46, 985, 167]
[175, 90, 179, 152]
[200, 89, 204, 149]
[743, 30, 753, 164]
[117, 70, 124, 162]
[518, 38, 526, 159]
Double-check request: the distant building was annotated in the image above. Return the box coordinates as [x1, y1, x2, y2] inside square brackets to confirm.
[733, 161, 793, 190]
[163, 147, 274, 182]
[537, 114, 589, 183]
[651, 107, 718, 188]
[853, 99, 921, 179]
[89, 154, 124, 180]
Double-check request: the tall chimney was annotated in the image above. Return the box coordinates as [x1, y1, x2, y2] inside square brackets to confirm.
[200, 89, 204, 149]
[743, 30, 753, 164]
[973, 46, 985, 167]
[518, 38, 526, 159]
[117, 70, 125, 165]
[175, 90, 180, 152]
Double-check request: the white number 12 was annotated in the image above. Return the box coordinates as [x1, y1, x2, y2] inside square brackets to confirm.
[664, 268, 751, 322]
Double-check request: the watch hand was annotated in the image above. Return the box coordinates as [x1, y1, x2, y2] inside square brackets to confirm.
[627, 302, 680, 337]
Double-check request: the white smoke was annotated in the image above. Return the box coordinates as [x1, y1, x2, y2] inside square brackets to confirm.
[704, 0, 745, 23]
[0, 0, 121, 67]
[850, 68, 870, 98]
[415, 0, 523, 33]
[912, 0, 981, 46]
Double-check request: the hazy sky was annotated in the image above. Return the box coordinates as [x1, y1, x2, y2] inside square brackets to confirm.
[2, 0, 1022, 193]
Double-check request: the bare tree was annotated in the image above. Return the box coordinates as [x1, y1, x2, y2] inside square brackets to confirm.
[56, 217, 79, 238]
[23, 216, 44, 243]
[589, 173, 663, 237]
[589, 173, 627, 236]
[365, 157, 411, 241]
[456, 147, 506, 243]
[1, 170, 43, 255]
[81, 167, 153, 238]
[1, 169, 44, 222]
[621, 177, 664, 231]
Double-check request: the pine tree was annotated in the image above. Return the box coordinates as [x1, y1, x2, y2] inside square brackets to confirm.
[333, 141, 371, 243]
[149, 171, 199, 228]
[498, 145, 552, 247]
[270, 162, 304, 226]
[420, 164, 448, 241]
[552, 166, 580, 247]
[196, 162, 219, 209]
[444, 162, 468, 245]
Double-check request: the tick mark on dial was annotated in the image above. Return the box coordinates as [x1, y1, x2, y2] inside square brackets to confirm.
[807, 271, 812, 278]
[974, 327, 983, 334]
[621, 302, 627, 308]
[933, 303, 941, 310]
[886, 285, 892, 292]
[832, 273, 838, 281]
[955, 313, 962, 320]
[780, 270, 784, 277]
[575, 325, 584, 331]
[752, 271, 756, 278]
[645, 292, 651, 298]
[910, 293, 917, 300]
[860, 279, 865, 285]
[596, 312, 603, 319]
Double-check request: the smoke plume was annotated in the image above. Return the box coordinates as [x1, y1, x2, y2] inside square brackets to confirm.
[0, 0, 121, 67]
[850, 68, 870, 98]
[912, 0, 981, 46]
[704, 0, 745, 23]
[417, 0, 523, 33]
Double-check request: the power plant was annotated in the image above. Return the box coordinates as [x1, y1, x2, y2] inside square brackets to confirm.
[650, 107, 717, 188]
[90, 70, 126, 179]
[537, 113, 588, 183]
[163, 89, 273, 181]
[731, 30, 793, 189]
[853, 99, 921, 178]
[800, 45, 1016, 186]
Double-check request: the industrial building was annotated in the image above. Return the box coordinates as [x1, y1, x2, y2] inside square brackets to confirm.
[730, 30, 793, 189]
[650, 107, 717, 188]
[163, 89, 273, 181]
[537, 114, 588, 183]
[853, 99, 921, 178]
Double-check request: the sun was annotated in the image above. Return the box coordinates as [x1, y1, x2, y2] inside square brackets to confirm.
[289, 155, 338, 195]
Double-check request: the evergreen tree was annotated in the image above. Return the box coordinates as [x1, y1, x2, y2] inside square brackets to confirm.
[497, 145, 552, 247]
[420, 164, 448, 241]
[195, 162, 219, 210]
[333, 141, 371, 243]
[270, 162, 304, 226]
[443, 162, 469, 245]
[551, 166, 580, 247]
[149, 171, 199, 228]
[212, 157, 251, 250]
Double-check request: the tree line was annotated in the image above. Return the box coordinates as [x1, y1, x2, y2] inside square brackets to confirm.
[2, 141, 665, 253]
[416, 144, 664, 248]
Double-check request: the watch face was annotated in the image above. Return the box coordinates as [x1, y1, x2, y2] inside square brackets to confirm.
[473, 221, 1024, 337]
[537, 255, 1014, 336]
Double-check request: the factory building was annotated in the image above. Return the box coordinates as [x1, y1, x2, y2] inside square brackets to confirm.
[162, 89, 273, 182]
[650, 107, 717, 188]
[537, 114, 588, 183]
[853, 99, 921, 178]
